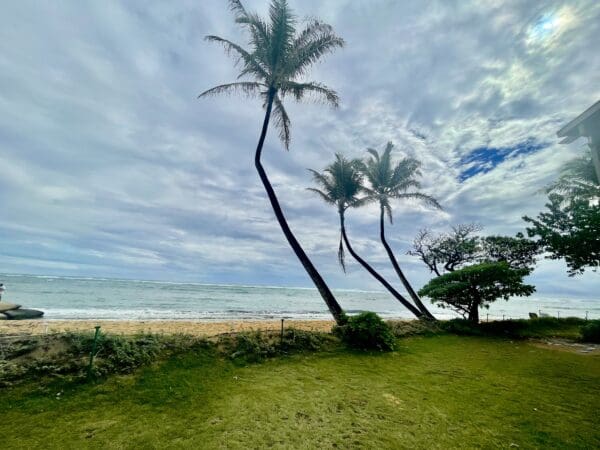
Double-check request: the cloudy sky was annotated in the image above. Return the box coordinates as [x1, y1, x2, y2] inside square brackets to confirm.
[1, 0, 598, 298]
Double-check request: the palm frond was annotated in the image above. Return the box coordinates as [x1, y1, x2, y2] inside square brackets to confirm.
[198, 82, 265, 98]
[397, 193, 442, 210]
[281, 81, 339, 107]
[385, 203, 393, 224]
[350, 195, 373, 209]
[204, 35, 268, 80]
[338, 234, 346, 272]
[306, 187, 335, 205]
[272, 94, 291, 149]
[228, 0, 248, 18]
[268, 0, 295, 69]
[288, 31, 344, 78]
[366, 148, 380, 161]
[307, 168, 334, 192]
[293, 19, 333, 48]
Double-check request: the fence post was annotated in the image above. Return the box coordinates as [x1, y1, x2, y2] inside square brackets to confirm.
[557, 311, 560, 319]
[280, 319, 284, 348]
[87, 326, 101, 379]
[585, 311, 588, 321]
[486, 313, 489, 323]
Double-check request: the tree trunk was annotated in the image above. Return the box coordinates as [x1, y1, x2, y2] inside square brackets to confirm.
[468, 305, 479, 324]
[467, 286, 481, 324]
[340, 213, 423, 319]
[254, 88, 345, 324]
[379, 205, 436, 321]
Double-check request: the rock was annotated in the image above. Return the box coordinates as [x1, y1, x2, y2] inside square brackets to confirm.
[2, 308, 44, 320]
[0, 302, 21, 313]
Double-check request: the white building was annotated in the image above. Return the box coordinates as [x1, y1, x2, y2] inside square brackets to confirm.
[557, 100, 600, 181]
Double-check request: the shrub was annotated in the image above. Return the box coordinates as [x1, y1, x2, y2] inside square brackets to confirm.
[219, 329, 336, 363]
[581, 321, 600, 343]
[439, 319, 483, 336]
[334, 312, 395, 351]
[386, 319, 442, 337]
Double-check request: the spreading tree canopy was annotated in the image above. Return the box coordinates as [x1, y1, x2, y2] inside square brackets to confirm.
[418, 262, 535, 323]
[410, 225, 539, 322]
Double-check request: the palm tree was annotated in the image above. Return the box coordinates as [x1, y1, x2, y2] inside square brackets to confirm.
[308, 154, 425, 319]
[361, 142, 441, 320]
[199, 0, 346, 323]
[546, 147, 600, 202]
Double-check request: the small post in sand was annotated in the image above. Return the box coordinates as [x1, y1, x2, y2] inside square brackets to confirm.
[280, 319, 284, 348]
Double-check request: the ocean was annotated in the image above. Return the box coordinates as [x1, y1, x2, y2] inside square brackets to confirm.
[0, 274, 597, 321]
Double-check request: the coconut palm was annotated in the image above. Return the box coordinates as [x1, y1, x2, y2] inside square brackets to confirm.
[199, 0, 345, 323]
[308, 154, 424, 319]
[362, 142, 441, 320]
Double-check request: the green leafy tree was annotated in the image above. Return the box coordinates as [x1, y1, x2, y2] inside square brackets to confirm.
[418, 262, 535, 323]
[524, 146, 599, 276]
[410, 225, 539, 321]
[524, 194, 600, 275]
[199, 0, 345, 323]
[308, 154, 424, 318]
[408, 224, 482, 276]
[409, 224, 539, 275]
[480, 235, 540, 270]
[361, 142, 440, 320]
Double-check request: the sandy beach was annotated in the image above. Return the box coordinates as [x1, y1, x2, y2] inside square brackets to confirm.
[0, 319, 335, 337]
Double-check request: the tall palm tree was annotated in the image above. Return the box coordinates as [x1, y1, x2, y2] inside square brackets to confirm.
[308, 154, 424, 319]
[199, 0, 346, 323]
[362, 142, 441, 320]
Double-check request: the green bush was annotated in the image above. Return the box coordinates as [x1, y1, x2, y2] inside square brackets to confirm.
[580, 321, 600, 343]
[439, 319, 483, 336]
[219, 329, 336, 363]
[334, 312, 395, 351]
[439, 317, 587, 340]
[387, 319, 442, 337]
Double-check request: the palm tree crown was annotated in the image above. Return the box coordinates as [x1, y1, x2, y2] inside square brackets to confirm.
[362, 142, 441, 220]
[199, 0, 344, 149]
[308, 154, 368, 214]
[308, 154, 368, 269]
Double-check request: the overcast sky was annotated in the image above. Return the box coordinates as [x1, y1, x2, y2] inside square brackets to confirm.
[1, 0, 598, 298]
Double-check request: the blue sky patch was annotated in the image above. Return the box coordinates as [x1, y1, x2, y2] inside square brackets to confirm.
[458, 139, 547, 182]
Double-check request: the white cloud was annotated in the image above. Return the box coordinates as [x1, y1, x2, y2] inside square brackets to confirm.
[0, 0, 598, 297]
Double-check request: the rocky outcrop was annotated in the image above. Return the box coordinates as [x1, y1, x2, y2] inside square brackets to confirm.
[0, 302, 43, 320]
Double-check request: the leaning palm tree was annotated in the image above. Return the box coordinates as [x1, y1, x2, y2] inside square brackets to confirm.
[308, 154, 425, 319]
[199, 0, 346, 323]
[362, 142, 441, 320]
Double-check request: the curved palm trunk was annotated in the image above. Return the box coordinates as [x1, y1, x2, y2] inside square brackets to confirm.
[379, 206, 436, 320]
[254, 89, 345, 324]
[340, 213, 423, 319]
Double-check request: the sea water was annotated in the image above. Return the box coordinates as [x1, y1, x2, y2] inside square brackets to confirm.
[0, 274, 597, 321]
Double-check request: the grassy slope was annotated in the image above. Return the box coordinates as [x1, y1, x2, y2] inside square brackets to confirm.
[2, 335, 599, 449]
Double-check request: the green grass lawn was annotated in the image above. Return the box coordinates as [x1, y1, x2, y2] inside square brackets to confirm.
[2, 335, 599, 449]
